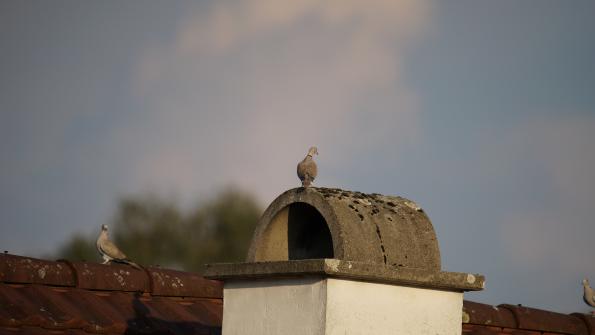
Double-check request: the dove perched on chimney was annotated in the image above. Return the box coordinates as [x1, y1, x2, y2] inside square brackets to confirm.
[297, 146, 318, 187]
[583, 279, 595, 308]
[96, 224, 142, 270]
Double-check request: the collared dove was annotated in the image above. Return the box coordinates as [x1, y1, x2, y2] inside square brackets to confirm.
[96, 224, 142, 270]
[583, 279, 595, 308]
[297, 146, 318, 187]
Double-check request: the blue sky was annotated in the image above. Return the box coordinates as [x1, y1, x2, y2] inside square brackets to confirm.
[1, 0, 594, 313]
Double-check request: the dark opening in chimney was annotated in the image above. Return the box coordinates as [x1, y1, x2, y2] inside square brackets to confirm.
[287, 202, 334, 260]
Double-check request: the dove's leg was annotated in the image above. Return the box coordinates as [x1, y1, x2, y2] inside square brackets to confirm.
[102, 254, 111, 264]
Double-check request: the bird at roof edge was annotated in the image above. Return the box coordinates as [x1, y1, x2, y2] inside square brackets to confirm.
[96, 224, 142, 270]
[297, 146, 318, 188]
[582, 278, 595, 314]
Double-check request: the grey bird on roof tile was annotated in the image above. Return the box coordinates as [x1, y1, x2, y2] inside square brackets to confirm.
[297, 146, 318, 188]
[96, 224, 142, 270]
[582, 279, 595, 308]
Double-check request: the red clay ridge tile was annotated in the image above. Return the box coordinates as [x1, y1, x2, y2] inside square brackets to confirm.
[571, 313, 595, 335]
[499, 304, 589, 334]
[1, 254, 225, 334]
[463, 300, 516, 328]
[0, 254, 75, 287]
[147, 268, 222, 299]
[72, 261, 149, 292]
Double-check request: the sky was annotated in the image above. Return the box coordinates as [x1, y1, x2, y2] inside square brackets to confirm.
[1, 0, 594, 313]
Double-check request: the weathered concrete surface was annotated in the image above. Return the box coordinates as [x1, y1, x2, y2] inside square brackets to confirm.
[221, 277, 464, 335]
[247, 187, 441, 271]
[204, 259, 484, 292]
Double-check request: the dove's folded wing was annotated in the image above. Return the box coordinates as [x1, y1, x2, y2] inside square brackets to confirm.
[100, 239, 128, 260]
[306, 160, 317, 180]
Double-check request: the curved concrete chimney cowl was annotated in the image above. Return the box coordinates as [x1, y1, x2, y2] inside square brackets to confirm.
[247, 187, 441, 270]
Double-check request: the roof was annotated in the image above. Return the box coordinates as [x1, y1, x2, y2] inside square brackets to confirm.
[0, 253, 222, 334]
[463, 300, 595, 334]
[1, 253, 593, 335]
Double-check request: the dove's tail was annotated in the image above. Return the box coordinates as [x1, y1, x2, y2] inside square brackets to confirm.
[122, 259, 143, 270]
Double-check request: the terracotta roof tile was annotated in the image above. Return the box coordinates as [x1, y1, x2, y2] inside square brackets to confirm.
[500, 304, 589, 334]
[572, 313, 595, 334]
[463, 300, 516, 328]
[462, 324, 504, 334]
[71, 262, 148, 292]
[0, 284, 48, 329]
[464, 300, 594, 335]
[0, 284, 222, 334]
[0, 254, 222, 298]
[0, 255, 74, 287]
[148, 268, 221, 298]
[0, 254, 222, 335]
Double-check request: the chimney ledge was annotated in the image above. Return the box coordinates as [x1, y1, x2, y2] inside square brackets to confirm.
[204, 259, 484, 292]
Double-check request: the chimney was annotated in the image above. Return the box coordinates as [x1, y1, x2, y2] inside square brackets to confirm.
[205, 187, 484, 335]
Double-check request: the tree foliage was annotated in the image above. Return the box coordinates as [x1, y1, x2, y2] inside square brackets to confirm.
[56, 234, 97, 262]
[57, 188, 262, 272]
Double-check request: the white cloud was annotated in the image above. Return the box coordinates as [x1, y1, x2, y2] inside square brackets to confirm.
[124, 0, 431, 203]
